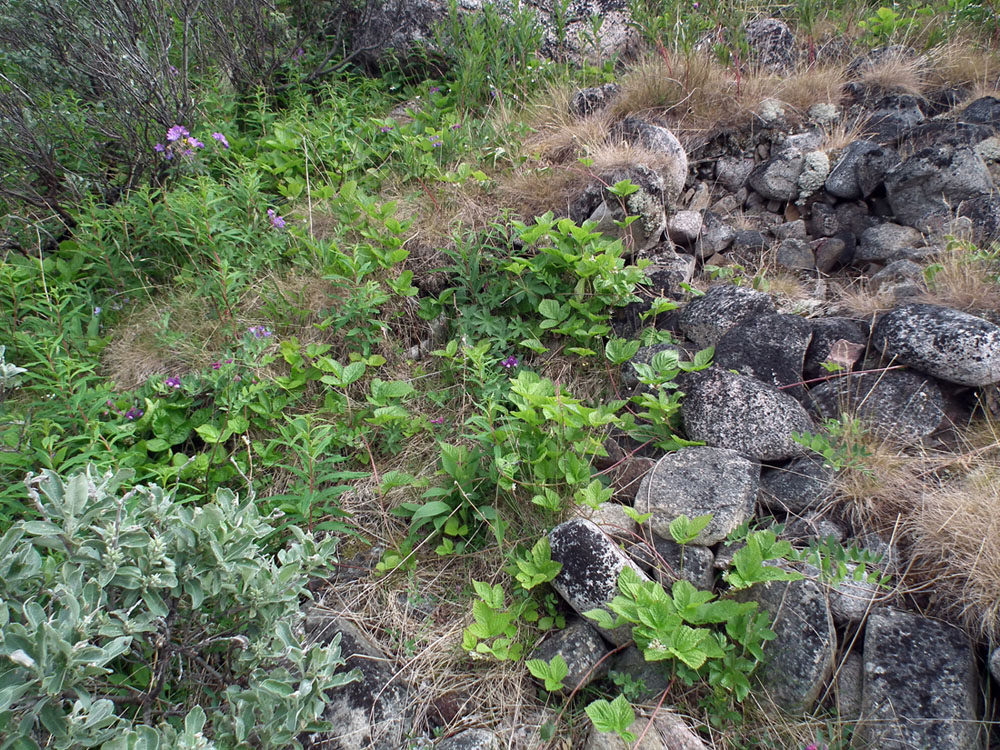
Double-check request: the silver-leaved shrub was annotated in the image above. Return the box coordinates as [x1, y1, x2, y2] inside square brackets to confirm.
[0, 466, 357, 749]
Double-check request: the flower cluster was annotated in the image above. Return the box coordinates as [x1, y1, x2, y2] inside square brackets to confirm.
[154, 125, 228, 160]
[165, 376, 182, 390]
[380, 124, 394, 133]
[211, 358, 235, 371]
[427, 134, 443, 148]
[248, 325, 273, 339]
[429, 417, 445, 425]
[267, 208, 286, 229]
[104, 399, 144, 422]
[500, 355, 519, 370]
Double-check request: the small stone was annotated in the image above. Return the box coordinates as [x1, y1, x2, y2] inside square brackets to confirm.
[807, 202, 839, 237]
[856, 222, 924, 262]
[749, 147, 805, 202]
[776, 238, 815, 270]
[529, 617, 610, 696]
[869, 259, 925, 295]
[570, 83, 622, 117]
[831, 650, 864, 720]
[694, 212, 736, 258]
[668, 210, 703, 246]
[803, 317, 869, 380]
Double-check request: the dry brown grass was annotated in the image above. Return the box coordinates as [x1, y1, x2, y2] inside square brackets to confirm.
[854, 52, 928, 96]
[917, 238, 1000, 314]
[925, 39, 1000, 91]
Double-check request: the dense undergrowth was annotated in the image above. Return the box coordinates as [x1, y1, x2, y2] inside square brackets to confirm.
[2, 0, 1000, 747]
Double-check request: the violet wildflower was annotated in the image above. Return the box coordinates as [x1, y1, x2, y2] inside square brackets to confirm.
[125, 406, 144, 421]
[380, 124, 394, 133]
[211, 132, 230, 149]
[165, 376, 182, 390]
[154, 143, 165, 153]
[248, 325, 273, 339]
[169, 65, 178, 76]
[429, 86, 440, 94]
[267, 208, 286, 229]
[292, 47, 305, 60]
[211, 362, 221, 370]
[186, 136, 205, 149]
[93, 306, 101, 315]
[429, 417, 445, 425]
[500, 355, 519, 369]
[450, 123, 461, 130]
[166, 125, 189, 142]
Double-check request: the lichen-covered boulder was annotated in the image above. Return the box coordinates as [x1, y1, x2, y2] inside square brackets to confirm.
[872, 303, 1000, 387]
[436, 729, 502, 750]
[635, 446, 759, 546]
[680, 368, 814, 461]
[529, 617, 610, 695]
[758, 455, 835, 514]
[549, 519, 650, 645]
[749, 147, 805, 201]
[857, 608, 984, 749]
[677, 284, 776, 348]
[715, 313, 812, 397]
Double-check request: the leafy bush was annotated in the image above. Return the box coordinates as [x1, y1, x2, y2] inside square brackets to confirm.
[0, 466, 357, 748]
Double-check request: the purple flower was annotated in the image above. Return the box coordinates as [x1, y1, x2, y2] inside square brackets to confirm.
[125, 406, 144, 421]
[186, 136, 204, 149]
[154, 143, 165, 153]
[500, 355, 519, 369]
[211, 132, 230, 149]
[93, 306, 101, 315]
[292, 47, 305, 60]
[165, 376, 182, 390]
[169, 65, 178, 76]
[450, 123, 461, 130]
[267, 208, 286, 229]
[380, 125, 394, 133]
[429, 86, 440, 94]
[211, 362, 221, 370]
[248, 325, 273, 339]
[166, 125, 189, 142]
[429, 417, 445, 425]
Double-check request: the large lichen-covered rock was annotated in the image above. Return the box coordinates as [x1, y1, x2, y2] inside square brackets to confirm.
[857, 608, 984, 749]
[737, 578, 836, 714]
[613, 117, 689, 203]
[885, 143, 994, 233]
[680, 368, 814, 461]
[758, 455, 835, 514]
[549, 519, 651, 645]
[634, 446, 759, 546]
[583, 710, 708, 750]
[872, 303, 1000, 386]
[714, 313, 812, 398]
[749, 147, 805, 201]
[806, 368, 945, 441]
[677, 284, 776, 348]
[302, 616, 414, 750]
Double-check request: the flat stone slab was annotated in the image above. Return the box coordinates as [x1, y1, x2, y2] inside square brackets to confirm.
[635, 446, 759, 545]
[681, 368, 813, 461]
[857, 608, 983, 749]
[872, 303, 1000, 386]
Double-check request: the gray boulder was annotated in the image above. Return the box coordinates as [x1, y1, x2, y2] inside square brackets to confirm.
[714, 313, 813, 398]
[681, 368, 814, 461]
[549, 519, 651, 645]
[807, 368, 945, 440]
[641, 248, 696, 299]
[740, 578, 836, 714]
[758, 455, 836, 514]
[667, 209, 703, 247]
[885, 144, 994, 233]
[574, 164, 668, 253]
[862, 94, 925, 144]
[529, 617, 610, 695]
[614, 117, 689, 203]
[869, 259, 926, 296]
[571, 82, 621, 117]
[831, 650, 864, 720]
[303, 616, 413, 750]
[693, 212, 736, 258]
[744, 18, 795, 73]
[677, 284, 776, 347]
[436, 729, 501, 750]
[634, 446, 759, 546]
[825, 140, 899, 199]
[959, 95, 1000, 130]
[856, 222, 924, 263]
[857, 608, 983, 749]
[872, 303, 1000, 386]
[776, 238, 815, 270]
[958, 193, 1000, 247]
[749, 147, 805, 201]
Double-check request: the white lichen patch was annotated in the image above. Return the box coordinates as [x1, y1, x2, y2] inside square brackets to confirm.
[808, 102, 840, 126]
[798, 150, 831, 203]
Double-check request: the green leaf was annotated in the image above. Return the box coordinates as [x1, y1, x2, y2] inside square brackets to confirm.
[526, 653, 569, 692]
[669, 513, 713, 545]
[585, 695, 636, 743]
